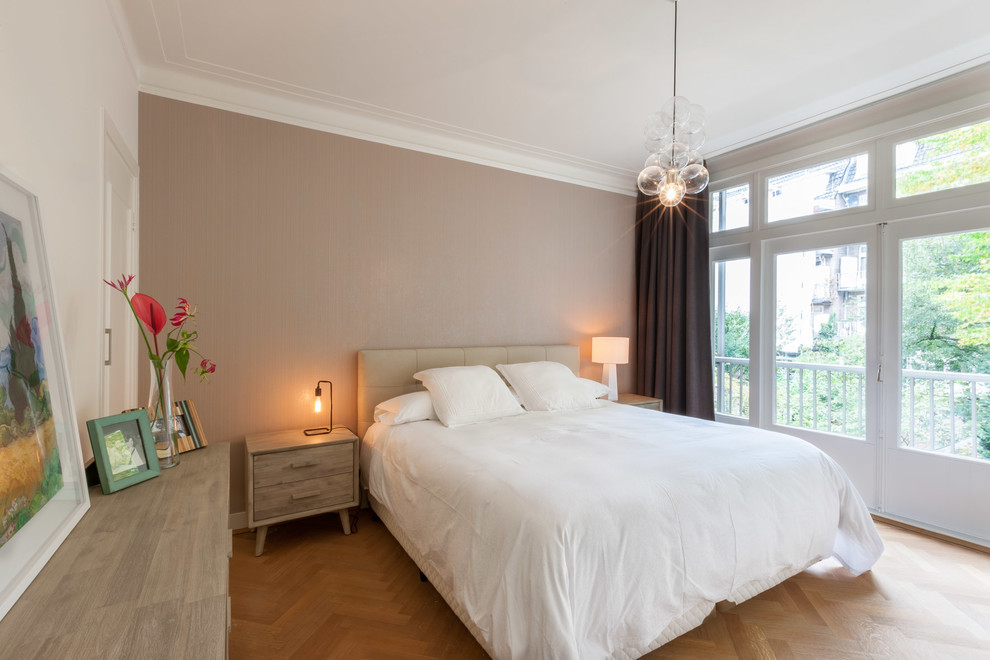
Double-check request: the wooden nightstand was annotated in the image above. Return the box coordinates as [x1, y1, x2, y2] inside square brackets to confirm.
[245, 427, 359, 556]
[616, 393, 663, 411]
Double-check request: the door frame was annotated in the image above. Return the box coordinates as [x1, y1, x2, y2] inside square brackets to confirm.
[100, 111, 139, 417]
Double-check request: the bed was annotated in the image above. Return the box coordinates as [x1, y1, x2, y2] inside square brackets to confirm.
[357, 345, 883, 659]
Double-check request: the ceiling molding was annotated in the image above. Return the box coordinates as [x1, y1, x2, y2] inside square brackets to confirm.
[109, 0, 990, 199]
[139, 65, 639, 196]
[705, 52, 990, 159]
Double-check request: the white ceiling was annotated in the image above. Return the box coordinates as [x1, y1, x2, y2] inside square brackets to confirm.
[109, 0, 990, 194]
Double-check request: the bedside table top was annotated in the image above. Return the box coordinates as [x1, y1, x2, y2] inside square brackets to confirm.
[245, 427, 357, 455]
[616, 393, 661, 407]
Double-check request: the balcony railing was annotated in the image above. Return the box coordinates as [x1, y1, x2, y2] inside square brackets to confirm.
[714, 356, 750, 418]
[712, 356, 990, 462]
[902, 370, 990, 460]
[775, 361, 867, 437]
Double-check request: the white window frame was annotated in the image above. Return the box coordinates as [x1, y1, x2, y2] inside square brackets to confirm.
[710, 245, 753, 425]
[759, 144, 877, 230]
[881, 108, 990, 213]
[709, 174, 754, 237]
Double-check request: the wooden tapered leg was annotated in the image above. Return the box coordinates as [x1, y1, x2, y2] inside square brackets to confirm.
[254, 526, 268, 556]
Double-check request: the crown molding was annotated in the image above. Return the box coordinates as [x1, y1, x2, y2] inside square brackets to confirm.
[139, 65, 638, 197]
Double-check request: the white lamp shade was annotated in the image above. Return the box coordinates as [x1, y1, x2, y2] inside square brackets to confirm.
[591, 337, 629, 365]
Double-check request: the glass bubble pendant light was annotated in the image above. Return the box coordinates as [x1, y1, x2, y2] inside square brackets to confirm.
[637, 0, 709, 204]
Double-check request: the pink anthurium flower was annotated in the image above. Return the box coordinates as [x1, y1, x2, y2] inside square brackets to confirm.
[131, 293, 167, 336]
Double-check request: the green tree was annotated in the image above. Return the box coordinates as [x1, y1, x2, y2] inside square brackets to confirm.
[723, 310, 750, 358]
[897, 120, 990, 197]
[902, 231, 990, 459]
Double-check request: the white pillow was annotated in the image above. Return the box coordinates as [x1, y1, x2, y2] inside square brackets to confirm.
[496, 361, 608, 411]
[413, 365, 524, 427]
[374, 391, 437, 425]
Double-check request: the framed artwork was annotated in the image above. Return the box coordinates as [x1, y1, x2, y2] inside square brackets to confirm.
[86, 410, 160, 494]
[174, 399, 208, 452]
[0, 169, 90, 621]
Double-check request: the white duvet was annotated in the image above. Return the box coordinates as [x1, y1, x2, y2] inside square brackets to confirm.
[364, 403, 883, 660]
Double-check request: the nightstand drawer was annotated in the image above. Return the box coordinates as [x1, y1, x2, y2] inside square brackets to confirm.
[253, 473, 355, 520]
[253, 442, 353, 488]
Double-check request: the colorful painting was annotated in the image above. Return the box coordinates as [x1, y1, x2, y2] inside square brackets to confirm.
[0, 210, 62, 549]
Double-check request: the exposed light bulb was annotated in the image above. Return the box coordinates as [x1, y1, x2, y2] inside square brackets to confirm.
[659, 175, 686, 207]
[314, 395, 322, 413]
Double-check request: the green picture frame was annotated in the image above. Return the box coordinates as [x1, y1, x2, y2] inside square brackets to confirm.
[86, 410, 161, 494]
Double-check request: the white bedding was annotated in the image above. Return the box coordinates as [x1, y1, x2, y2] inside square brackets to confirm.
[363, 403, 884, 660]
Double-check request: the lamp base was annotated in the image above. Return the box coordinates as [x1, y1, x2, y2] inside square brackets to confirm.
[303, 426, 331, 436]
[601, 363, 618, 402]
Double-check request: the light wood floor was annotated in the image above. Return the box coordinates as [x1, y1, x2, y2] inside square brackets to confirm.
[230, 513, 990, 659]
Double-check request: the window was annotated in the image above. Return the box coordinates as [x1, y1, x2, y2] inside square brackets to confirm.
[712, 258, 750, 418]
[895, 119, 990, 198]
[706, 83, 990, 537]
[710, 184, 749, 233]
[767, 154, 869, 223]
[774, 244, 867, 438]
[900, 230, 990, 461]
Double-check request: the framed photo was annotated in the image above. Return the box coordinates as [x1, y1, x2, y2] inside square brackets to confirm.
[175, 399, 208, 452]
[0, 169, 90, 621]
[86, 410, 160, 494]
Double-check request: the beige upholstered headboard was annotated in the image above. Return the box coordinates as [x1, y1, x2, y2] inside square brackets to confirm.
[357, 345, 580, 437]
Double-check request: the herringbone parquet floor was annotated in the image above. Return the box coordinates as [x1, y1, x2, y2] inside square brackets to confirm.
[229, 513, 990, 659]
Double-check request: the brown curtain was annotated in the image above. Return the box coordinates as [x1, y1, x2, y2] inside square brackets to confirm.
[635, 190, 715, 420]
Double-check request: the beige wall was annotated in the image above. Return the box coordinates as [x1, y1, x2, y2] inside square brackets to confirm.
[138, 94, 637, 516]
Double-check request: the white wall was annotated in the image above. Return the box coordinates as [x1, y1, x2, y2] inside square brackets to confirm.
[0, 0, 138, 461]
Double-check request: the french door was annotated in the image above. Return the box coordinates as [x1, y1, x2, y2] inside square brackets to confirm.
[882, 210, 990, 542]
[760, 215, 990, 541]
[764, 227, 881, 508]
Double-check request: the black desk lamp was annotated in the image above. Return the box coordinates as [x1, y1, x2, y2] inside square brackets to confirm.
[304, 380, 332, 435]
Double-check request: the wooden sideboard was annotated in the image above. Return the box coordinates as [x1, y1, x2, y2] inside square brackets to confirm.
[0, 443, 231, 659]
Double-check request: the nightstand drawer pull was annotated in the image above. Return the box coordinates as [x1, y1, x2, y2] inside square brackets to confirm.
[291, 490, 321, 500]
[291, 461, 316, 469]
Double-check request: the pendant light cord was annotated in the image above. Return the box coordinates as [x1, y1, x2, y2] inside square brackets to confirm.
[672, 0, 678, 98]
[670, 0, 679, 168]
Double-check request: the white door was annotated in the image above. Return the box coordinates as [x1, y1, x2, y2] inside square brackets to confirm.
[882, 210, 990, 542]
[101, 115, 139, 416]
[763, 227, 881, 507]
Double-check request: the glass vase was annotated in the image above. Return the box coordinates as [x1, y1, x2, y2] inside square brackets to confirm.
[148, 360, 180, 469]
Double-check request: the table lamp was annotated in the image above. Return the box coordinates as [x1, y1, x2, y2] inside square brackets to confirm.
[591, 337, 628, 402]
[304, 379, 332, 435]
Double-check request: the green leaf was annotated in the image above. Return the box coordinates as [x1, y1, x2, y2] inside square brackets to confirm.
[176, 348, 189, 378]
[166, 337, 180, 352]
